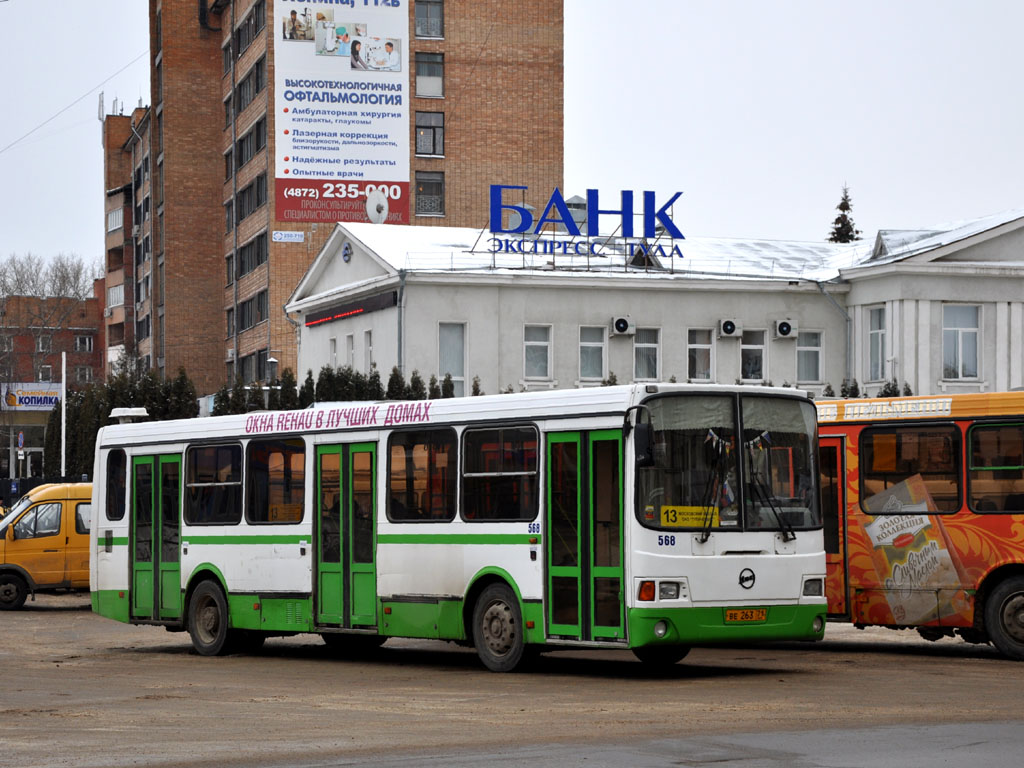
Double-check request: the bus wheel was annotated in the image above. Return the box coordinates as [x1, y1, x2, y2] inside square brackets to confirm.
[472, 584, 525, 672]
[985, 576, 1024, 660]
[0, 574, 28, 611]
[188, 581, 232, 656]
[632, 645, 691, 666]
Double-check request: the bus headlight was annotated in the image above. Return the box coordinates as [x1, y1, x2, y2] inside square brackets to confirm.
[802, 578, 824, 597]
[659, 581, 680, 600]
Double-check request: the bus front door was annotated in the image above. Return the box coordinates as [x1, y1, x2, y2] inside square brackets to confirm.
[316, 443, 377, 628]
[819, 436, 848, 617]
[130, 455, 182, 621]
[546, 430, 625, 642]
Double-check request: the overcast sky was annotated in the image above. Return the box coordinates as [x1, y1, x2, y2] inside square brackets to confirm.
[1, 0, 1021, 263]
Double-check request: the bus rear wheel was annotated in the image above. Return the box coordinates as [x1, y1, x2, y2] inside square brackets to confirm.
[472, 584, 526, 672]
[985, 576, 1024, 660]
[0, 574, 28, 611]
[632, 645, 691, 666]
[188, 581, 233, 656]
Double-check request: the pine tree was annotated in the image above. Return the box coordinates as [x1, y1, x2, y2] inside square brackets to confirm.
[245, 382, 265, 412]
[298, 370, 316, 408]
[278, 368, 300, 410]
[827, 185, 862, 243]
[471, 376, 483, 396]
[229, 377, 249, 414]
[428, 375, 441, 399]
[211, 383, 232, 415]
[441, 373, 455, 398]
[386, 367, 406, 400]
[902, 382, 914, 396]
[407, 370, 427, 400]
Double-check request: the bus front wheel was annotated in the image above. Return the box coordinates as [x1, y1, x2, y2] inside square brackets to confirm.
[632, 645, 691, 666]
[0, 574, 28, 611]
[985, 576, 1024, 660]
[472, 584, 526, 672]
[188, 581, 232, 656]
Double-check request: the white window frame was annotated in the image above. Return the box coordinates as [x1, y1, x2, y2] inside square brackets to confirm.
[76, 366, 93, 384]
[36, 335, 52, 354]
[942, 304, 980, 380]
[740, 330, 767, 383]
[633, 327, 660, 381]
[346, 334, 355, 368]
[578, 326, 606, 383]
[867, 306, 886, 382]
[37, 364, 52, 382]
[438, 322, 466, 397]
[686, 327, 714, 381]
[524, 324, 552, 381]
[796, 331, 822, 384]
[329, 337, 337, 368]
[363, 330, 373, 373]
[75, 335, 94, 353]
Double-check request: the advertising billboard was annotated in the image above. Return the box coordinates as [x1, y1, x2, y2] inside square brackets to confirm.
[275, 1, 409, 224]
[2, 384, 60, 412]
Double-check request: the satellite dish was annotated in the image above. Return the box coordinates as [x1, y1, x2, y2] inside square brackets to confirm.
[366, 189, 388, 224]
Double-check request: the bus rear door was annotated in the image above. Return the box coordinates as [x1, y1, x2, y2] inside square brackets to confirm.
[546, 430, 624, 642]
[316, 443, 377, 628]
[130, 455, 182, 621]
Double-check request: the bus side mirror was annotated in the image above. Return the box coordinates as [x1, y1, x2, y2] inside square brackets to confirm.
[634, 422, 655, 467]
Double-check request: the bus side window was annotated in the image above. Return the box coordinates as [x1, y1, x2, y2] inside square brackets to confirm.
[106, 449, 127, 521]
[969, 424, 1024, 513]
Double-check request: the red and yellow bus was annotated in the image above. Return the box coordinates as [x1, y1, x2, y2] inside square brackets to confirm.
[816, 391, 1024, 659]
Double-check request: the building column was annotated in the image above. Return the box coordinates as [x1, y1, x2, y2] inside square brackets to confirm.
[917, 300, 931, 395]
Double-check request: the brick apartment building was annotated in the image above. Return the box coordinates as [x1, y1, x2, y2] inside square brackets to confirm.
[101, 0, 564, 394]
[0, 287, 105, 479]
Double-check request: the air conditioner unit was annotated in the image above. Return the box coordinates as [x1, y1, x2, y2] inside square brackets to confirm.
[774, 319, 798, 339]
[132, 225, 140, 238]
[227, 348, 235, 360]
[103, 307, 112, 318]
[719, 319, 742, 338]
[610, 316, 635, 336]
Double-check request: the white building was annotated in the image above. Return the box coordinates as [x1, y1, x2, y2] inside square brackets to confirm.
[284, 208, 1024, 397]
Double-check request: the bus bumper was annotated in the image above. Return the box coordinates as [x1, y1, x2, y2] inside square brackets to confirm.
[627, 603, 827, 647]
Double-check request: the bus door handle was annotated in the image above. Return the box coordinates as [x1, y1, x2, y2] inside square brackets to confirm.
[299, 540, 308, 556]
[182, 541, 189, 556]
[44, 549, 59, 553]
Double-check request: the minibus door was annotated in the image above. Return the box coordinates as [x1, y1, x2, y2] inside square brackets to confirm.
[131, 455, 182, 621]
[819, 436, 848, 617]
[546, 430, 625, 642]
[316, 443, 377, 628]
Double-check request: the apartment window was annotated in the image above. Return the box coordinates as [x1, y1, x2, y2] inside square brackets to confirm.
[107, 283, 124, 308]
[687, 328, 713, 381]
[137, 315, 151, 341]
[797, 331, 822, 383]
[634, 328, 660, 380]
[224, 149, 233, 180]
[740, 330, 766, 382]
[241, 353, 255, 383]
[226, 308, 235, 337]
[868, 306, 886, 381]
[238, 290, 268, 331]
[36, 336, 52, 354]
[234, 0, 266, 58]
[579, 326, 606, 381]
[524, 325, 551, 380]
[236, 117, 267, 169]
[225, 200, 234, 232]
[346, 335, 355, 367]
[142, 196, 151, 222]
[226, 253, 235, 285]
[415, 171, 444, 215]
[415, 112, 444, 156]
[943, 305, 980, 380]
[329, 337, 337, 368]
[76, 366, 93, 384]
[439, 322, 465, 396]
[107, 208, 124, 232]
[222, 41, 232, 75]
[0, 335, 11, 352]
[236, 174, 267, 223]
[74, 335, 94, 353]
[37, 365, 52, 382]
[364, 330, 373, 372]
[239, 232, 268, 276]
[415, 52, 444, 97]
[256, 349, 269, 382]
[415, 0, 444, 37]
[224, 97, 232, 127]
[235, 57, 266, 114]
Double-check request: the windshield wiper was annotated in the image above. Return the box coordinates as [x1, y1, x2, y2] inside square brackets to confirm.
[698, 444, 726, 543]
[745, 448, 796, 541]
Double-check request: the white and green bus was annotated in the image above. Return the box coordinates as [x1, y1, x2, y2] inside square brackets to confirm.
[90, 384, 826, 671]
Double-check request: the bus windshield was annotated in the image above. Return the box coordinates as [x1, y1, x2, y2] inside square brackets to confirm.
[636, 393, 820, 534]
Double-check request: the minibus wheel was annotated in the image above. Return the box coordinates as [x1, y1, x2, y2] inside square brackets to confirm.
[0, 574, 28, 610]
[187, 581, 232, 656]
[984, 575, 1024, 660]
[472, 583, 525, 672]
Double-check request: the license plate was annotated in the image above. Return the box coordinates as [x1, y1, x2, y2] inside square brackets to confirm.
[725, 608, 767, 623]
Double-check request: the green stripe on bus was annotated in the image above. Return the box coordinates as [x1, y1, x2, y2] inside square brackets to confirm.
[378, 533, 539, 545]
